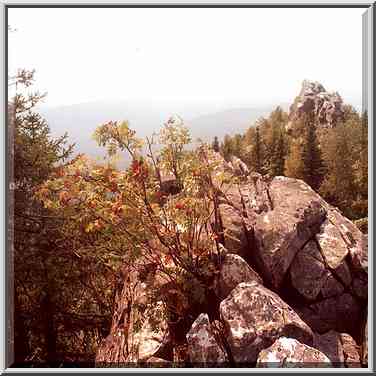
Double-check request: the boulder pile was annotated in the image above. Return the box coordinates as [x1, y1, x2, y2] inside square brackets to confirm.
[96, 154, 368, 368]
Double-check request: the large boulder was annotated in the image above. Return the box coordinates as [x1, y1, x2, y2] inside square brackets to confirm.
[256, 337, 331, 368]
[326, 208, 368, 274]
[186, 313, 228, 366]
[220, 281, 314, 364]
[215, 253, 263, 300]
[218, 203, 249, 258]
[253, 177, 327, 289]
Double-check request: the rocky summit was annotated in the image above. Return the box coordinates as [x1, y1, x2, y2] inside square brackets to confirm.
[95, 153, 368, 368]
[287, 80, 345, 132]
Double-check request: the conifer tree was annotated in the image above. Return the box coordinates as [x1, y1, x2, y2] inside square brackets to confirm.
[320, 122, 356, 214]
[212, 136, 220, 153]
[220, 134, 233, 161]
[253, 126, 263, 174]
[284, 139, 304, 180]
[274, 130, 287, 176]
[301, 113, 325, 191]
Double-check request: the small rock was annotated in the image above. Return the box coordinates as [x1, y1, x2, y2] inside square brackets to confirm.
[340, 333, 361, 367]
[186, 313, 228, 365]
[256, 337, 331, 368]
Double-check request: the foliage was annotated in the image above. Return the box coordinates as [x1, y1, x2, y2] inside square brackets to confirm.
[218, 103, 367, 220]
[11, 71, 113, 365]
[36, 117, 236, 358]
[212, 136, 220, 153]
[300, 113, 325, 191]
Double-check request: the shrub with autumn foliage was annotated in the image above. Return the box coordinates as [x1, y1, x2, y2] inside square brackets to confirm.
[36, 116, 236, 341]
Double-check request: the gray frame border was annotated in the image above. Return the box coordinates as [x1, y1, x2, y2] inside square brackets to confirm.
[1, 1, 374, 374]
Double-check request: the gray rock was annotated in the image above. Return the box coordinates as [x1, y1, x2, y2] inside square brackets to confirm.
[186, 313, 228, 365]
[290, 240, 326, 301]
[220, 281, 314, 364]
[256, 337, 331, 368]
[215, 253, 263, 300]
[288, 80, 345, 129]
[253, 177, 327, 289]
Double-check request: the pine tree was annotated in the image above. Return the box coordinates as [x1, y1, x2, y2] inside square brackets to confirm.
[301, 113, 325, 191]
[320, 123, 356, 214]
[285, 139, 304, 179]
[274, 130, 286, 176]
[220, 135, 233, 161]
[253, 126, 263, 174]
[212, 136, 220, 152]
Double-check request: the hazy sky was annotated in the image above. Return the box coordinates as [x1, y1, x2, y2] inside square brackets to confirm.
[8, 7, 365, 111]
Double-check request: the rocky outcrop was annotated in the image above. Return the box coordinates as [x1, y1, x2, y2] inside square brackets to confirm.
[288, 80, 345, 130]
[220, 281, 314, 364]
[97, 152, 367, 368]
[186, 313, 228, 366]
[256, 337, 331, 367]
[229, 155, 250, 177]
[214, 172, 366, 337]
[214, 253, 263, 300]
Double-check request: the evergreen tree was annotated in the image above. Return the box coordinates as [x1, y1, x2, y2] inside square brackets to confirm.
[11, 71, 113, 364]
[212, 136, 220, 152]
[220, 134, 233, 161]
[253, 126, 263, 174]
[301, 113, 325, 191]
[274, 130, 287, 176]
[320, 122, 357, 215]
[285, 139, 304, 180]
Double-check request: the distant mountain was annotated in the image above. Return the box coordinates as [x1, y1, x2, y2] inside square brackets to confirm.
[187, 107, 282, 141]
[39, 100, 288, 162]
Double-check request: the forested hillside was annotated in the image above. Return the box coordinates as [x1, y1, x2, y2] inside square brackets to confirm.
[217, 80, 368, 223]
[10, 73, 368, 367]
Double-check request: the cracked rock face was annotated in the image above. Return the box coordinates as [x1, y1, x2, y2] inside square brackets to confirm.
[253, 177, 327, 289]
[288, 80, 345, 130]
[220, 281, 314, 364]
[186, 313, 228, 365]
[256, 337, 331, 368]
